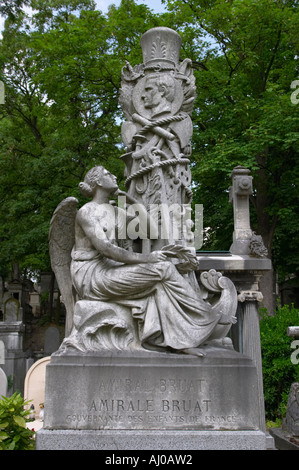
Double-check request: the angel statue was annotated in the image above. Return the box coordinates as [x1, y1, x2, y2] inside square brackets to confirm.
[49, 165, 237, 356]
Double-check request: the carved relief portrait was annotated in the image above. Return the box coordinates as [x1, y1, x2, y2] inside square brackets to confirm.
[133, 73, 183, 120]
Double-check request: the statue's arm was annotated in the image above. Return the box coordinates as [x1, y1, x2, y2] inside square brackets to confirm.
[77, 210, 165, 265]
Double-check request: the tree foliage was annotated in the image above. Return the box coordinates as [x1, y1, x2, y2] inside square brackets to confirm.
[260, 303, 299, 421]
[0, 0, 298, 289]
[0, 0, 158, 278]
[164, 0, 299, 281]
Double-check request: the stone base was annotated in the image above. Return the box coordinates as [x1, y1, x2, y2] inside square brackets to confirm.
[36, 429, 267, 450]
[42, 346, 262, 432]
[38, 346, 266, 450]
[269, 427, 299, 450]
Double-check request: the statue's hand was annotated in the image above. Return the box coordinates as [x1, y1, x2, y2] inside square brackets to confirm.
[113, 189, 136, 205]
[219, 314, 237, 325]
[148, 251, 168, 263]
[175, 261, 196, 274]
[114, 189, 126, 198]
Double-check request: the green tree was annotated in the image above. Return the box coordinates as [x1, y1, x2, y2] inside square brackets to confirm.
[164, 0, 299, 309]
[0, 1, 163, 281]
[0, 2, 125, 277]
[0, 0, 30, 20]
[260, 304, 299, 421]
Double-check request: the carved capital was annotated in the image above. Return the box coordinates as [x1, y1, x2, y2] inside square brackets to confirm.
[238, 290, 263, 303]
[140, 27, 182, 71]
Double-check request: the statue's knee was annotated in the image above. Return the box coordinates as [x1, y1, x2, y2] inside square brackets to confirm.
[158, 260, 176, 280]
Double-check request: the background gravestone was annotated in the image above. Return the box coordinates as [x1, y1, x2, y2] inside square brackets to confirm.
[24, 357, 51, 419]
[0, 367, 8, 397]
[4, 298, 19, 322]
[0, 340, 4, 366]
[44, 326, 61, 355]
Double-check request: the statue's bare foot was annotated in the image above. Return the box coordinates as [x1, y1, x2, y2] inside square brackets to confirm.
[179, 348, 206, 357]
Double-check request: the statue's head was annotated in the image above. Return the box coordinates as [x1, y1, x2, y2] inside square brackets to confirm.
[79, 166, 117, 197]
[142, 73, 176, 111]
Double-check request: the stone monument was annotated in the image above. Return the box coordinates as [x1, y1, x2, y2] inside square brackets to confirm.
[36, 27, 268, 450]
[270, 326, 299, 450]
[0, 293, 26, 394]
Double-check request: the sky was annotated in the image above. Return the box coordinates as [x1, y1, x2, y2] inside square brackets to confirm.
[0, 0, 167, 32]
[95, 0, 167, 14]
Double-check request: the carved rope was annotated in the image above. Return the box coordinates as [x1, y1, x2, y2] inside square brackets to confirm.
[125, 157, 190, 186]
[137, 112, 187, 135]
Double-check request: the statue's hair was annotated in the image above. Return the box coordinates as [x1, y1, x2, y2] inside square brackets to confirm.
[79, 166, 105, 197]
[146, 73, 176, 103]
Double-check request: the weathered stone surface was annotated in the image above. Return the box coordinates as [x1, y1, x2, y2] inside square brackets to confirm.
[48, 26, 238, 357]
[0, 366, 7, 397]
[0, 322, 24, 350]
[49, 167, 238, 356]
[58, 300, 139, 353]
[269, 427, 299, 450]
[0, 340, 4, 366]
[285, 382, 299, 436]
[4, 298, 20, 322]
[36, 429, 267, 450]
[229, 166, 268, 257]
[43, 348, 260, 432]
[44, 326, 61, 355]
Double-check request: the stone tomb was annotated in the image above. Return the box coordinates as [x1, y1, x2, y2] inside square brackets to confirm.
[36, 348, 266, 450]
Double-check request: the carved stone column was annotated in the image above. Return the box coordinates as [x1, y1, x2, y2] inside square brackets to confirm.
[229, 166, 253, 255]
[238, 290, 265, 432]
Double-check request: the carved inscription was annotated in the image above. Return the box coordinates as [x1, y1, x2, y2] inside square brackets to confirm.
[97, 378, 206, 393]
[64, 376, 239, 429]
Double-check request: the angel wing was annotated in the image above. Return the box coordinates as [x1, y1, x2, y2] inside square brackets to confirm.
[49, 197, 78, 336]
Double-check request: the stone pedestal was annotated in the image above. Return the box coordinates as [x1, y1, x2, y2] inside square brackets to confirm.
[36, 347, 267, 450]
[0, 322, 26, 394]
[36, 429, 266, 450]
[196, 253, 272, 434]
